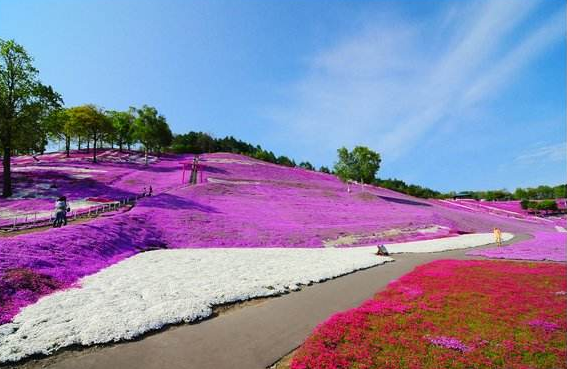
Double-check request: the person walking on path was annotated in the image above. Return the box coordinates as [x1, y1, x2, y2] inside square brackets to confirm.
[148, 185, 153, 196]
[493, 227, 503, 246]
[53, 196, 68, 228]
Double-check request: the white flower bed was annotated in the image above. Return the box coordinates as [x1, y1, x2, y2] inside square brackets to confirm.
[383, 232, 513, 253]
[0, 232, 511, 363]
[0, 248, 391, 363]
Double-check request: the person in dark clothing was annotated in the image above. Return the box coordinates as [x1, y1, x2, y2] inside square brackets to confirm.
[148, 185, 153, 196]
[53, 196, 68, 227]
[376, 244, 389, 256]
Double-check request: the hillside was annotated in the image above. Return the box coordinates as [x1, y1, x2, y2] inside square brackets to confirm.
[0, 151, 562, 325]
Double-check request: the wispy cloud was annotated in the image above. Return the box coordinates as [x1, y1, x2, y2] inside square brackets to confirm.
[267, 0, 564, 164]
[515, 142, 566, 164]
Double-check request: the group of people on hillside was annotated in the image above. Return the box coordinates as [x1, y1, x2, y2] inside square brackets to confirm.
[142, 185, 153, 197]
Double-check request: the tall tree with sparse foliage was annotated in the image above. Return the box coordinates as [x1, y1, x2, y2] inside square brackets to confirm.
[133, 105, 171, 165]
[45, 108, 75, 157]
[334, 146, 381, 184]
[0, 39, 61, 197]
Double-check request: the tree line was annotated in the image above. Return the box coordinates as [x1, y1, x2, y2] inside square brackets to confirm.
[520, 199, 560, 213]
[46, 105, 173, 163]
[171, 131, 319, 171]
[445, 185, 566, 201]
[374, 178, 442, 199]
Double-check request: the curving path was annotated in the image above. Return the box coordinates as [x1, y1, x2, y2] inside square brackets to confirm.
[9, 234, 531, 369]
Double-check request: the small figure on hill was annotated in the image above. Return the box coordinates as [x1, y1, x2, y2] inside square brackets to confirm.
[493, 227, 503, 246]
[53, 196, 68, 228]
[376, 244, 389, 256]
[142, 187, 147, 197]
[148, 185, 153, 196]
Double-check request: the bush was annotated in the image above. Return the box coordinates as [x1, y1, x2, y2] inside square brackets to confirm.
[537, 200, 558, 212]
[520, 199, 530, 210]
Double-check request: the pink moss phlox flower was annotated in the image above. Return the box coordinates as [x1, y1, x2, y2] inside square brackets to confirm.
[428, 336, 472, 352]
[397, 285, 424, 299]
[528, 319, 560, 332]
[291, 260, 566, 369]
[358, 299, 410, 314]
[467, 231, 566, 262]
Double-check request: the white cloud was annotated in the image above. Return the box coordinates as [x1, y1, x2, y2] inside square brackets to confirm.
[267, 0, 564, 164]
[515, 142, 566, 164]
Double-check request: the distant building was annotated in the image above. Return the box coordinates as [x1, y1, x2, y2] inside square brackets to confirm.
[453, 191, 475, 200]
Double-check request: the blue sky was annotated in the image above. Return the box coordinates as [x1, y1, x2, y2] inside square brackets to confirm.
[1, 0, 565, 192]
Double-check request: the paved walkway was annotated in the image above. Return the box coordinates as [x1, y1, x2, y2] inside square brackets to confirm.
[12, 235, 530, 369]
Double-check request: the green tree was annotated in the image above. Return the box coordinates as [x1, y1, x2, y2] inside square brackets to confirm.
[334, 146, 381, 184]
[0, 39, 61, 197]
[553, 184, 566, 199]
[276, 155, 295, 167]
[537, 200, 558, 213]
[133, 105, 171, 164]
[520, 199, 530, 210]
[319, 166, 331, 174]
[254, 148, 277, 163]
[107, 109, 135, 152]
[154, 118, 173, 156]
[45, 108, 76, 157]
[196, 132, 216, 153]
[68, 105, 112, 163]
[513, 188, 528, 200]
[299, 161, 315, 170]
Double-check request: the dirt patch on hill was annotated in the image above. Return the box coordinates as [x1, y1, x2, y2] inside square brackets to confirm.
[323, 225, 449, 247]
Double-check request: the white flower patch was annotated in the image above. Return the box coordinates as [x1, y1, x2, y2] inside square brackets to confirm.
[202, 158, 266, 166]
[382, 232, 514, 254]
[0, 248, 391, 363]
[125, 153, 158, 164]
[11, 166, 107, 173]
[417, 225, 449, 234]
[207, 177, 261, 185]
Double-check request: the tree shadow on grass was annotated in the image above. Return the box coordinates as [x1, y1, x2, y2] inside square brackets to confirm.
[377, 195, 432, 207]
[0, 171, 138, 202]
[200, 164, 229, 174]
[137, 193, 219, 213]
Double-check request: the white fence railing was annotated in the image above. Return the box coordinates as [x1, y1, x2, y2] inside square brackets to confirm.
[0, 194, 147, 231]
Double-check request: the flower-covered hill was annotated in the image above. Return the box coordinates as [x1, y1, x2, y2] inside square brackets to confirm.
[0, 151, 559, 324]
[146, 153, 554, 248]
